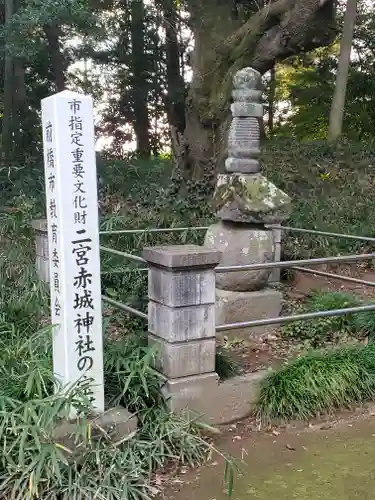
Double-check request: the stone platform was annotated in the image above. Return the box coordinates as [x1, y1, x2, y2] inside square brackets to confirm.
[216, 287, 282, 339]
[163, 370, 267, 425]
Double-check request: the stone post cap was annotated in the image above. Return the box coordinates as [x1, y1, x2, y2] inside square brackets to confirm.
[31, 218, 48, 232]
[143, 245, 221, 269]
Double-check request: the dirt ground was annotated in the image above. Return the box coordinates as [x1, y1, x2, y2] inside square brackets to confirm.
[157, 265, 375, 500]
[227, 264, 375, 374]
[289, 263, 375, 300]
[161, 404, 375, 500]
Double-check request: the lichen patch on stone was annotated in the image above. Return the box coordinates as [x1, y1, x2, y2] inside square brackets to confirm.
[213, 173, 291, 224]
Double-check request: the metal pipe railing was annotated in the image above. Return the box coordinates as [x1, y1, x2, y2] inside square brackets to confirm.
[292, 266, 375, 287]
[99, 223, 375, 243]
[99, 226, 209, 236]
[102, 265, 375, 282]
[216, 303, 375, 332]
[269, 224, 375, 243]
[216, 252, 375, 273]
[98, 224, 375, 332]
[102, 295, 147, 320]
[101, 268, 149, 274]
[100, 246, 146, 263]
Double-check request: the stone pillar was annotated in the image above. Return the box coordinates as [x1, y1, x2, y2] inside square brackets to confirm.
[143, 244, 220, 412]
[204, 68, 291, 340]
[31, 219, 50, 282]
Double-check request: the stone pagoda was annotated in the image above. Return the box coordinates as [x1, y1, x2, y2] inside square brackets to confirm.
[204, 67, 291, 339]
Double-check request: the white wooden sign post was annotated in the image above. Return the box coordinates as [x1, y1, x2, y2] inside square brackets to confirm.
[41, 90, 104, 414]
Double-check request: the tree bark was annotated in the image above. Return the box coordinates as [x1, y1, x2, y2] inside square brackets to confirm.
[180, 0, 337, 179]
[162, 0, 186, 165]
[44, 23, 67, 92]
[2, 0, 15, 160]
[0, 3, 5, 138]
[2, 0, 28, 160]
[328, 0, 357, 141]
[130, 0, 151, 158]
[13, 58, 26, 153]
[268, 64, 276, 135]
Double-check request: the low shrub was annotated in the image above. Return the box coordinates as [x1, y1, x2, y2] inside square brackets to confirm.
[0, 313, 234, 500]
[0, 217, 235, 500]
[350, 308, 375, 344]
[263, 139, 375, 259]
[281, 291, 370, 347]
[215, 347, 242, 380]
[256, 343, 375, 422]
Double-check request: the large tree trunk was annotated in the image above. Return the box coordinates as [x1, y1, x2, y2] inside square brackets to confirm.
[2, 0, 15, 160]
[180, 0, 337, 179]
[13, 57, 26, 154]
[2, 0, 27, 161]
[130, 0, 151, 158]
[44, 23, 67, 92]
[0, 3, 4, 138]
[328, 0, 357, 141]
[268, 64, 276, 136]
[162, 0, 186, 164]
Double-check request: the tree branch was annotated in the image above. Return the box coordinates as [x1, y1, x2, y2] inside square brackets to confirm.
[224, 0, 336, 73]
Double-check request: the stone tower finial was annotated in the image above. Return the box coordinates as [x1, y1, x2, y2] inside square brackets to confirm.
[232, 67, 261, 90]
[226, 67, 263, 174]
[204, 66, 291, 340]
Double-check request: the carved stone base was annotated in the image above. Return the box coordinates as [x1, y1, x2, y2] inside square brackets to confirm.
[204, 221, 274, 291]
[215, 287, 282, 339]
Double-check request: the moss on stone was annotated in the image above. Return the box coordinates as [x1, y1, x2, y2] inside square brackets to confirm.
[213, 173, 291, 223]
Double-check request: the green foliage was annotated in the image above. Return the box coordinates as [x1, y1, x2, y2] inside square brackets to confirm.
[104, 332, 165, 413]
[351, 309, 375, 344]
[95, 141, 375, 312]
[5, 140, 375, 321]
[102, 140, 375, 267]
[272, 1, 375, 142]
[0, 214, 237, 500]
[98, 157, 214, 309]
[98, 140, 375, 268]
[0, 324, 54, 400]
[256, 343, 375, 422]
[215, 347, 242, 380]
[263, 139, 375, 258]
[0, 304, 226, 499]
[281, 291, 364, 347]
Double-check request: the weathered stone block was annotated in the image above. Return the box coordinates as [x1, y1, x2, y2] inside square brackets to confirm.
[148, 301, 215, 342]
[94, 408, 138, 441]
[162, 372, 219, 412]
[32, 219, 50, 282]
[52, 408, 137, 460]
[215, 287, 282, 339]
[36, 256, 50, 282]
[227, 117, 260, 158]
[225, 157, 260, 174]
[204, 221, 274, 291]
[232, 89, 262, 101]
[148, 268, 216, 307]
[143, 245, 220, 269]
[213, 173, 291, 224]
[208, 371, 266, 424]
[31, 218, 48, 233]
[149, 334, 216, 378]
[230, 102, 263, 117]
[162, 369, 268, 425]
[269, 228, 282, 284]
[36, 233, 49, 258]
[233, 67, 261, 91]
